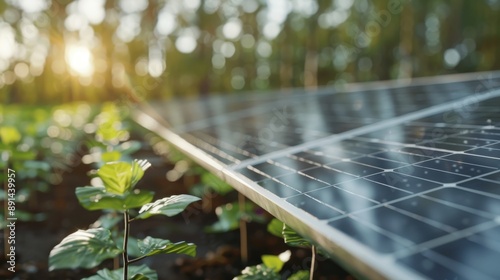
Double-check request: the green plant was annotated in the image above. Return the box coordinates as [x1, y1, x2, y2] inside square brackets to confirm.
[234, 250, 309, 280]
[49, 159, 200, 279]
[84, 103, 141, 166]
[267, 219, 321, 280]
[0, 103, 94, 227]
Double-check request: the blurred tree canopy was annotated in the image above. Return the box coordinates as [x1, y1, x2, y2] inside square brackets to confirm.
[0, 0, 499, 104]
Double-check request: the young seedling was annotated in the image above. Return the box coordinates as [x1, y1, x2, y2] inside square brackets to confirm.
[49, 159, 200, 279]
[234, 250, 310, 280]
[267, 219, 319, 280]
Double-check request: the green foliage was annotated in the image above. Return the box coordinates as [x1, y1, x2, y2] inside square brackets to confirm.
[76, 160, 154, 211]
[49, 228, 122, 270]
[49, 159, 200, 279]
[0, 104, 95, 227]
[262, 254, 286, 273]
[137, 237, 196, 258]
[205, 202, 267, 233]
[91, 213, 122, 229]
[82, 265, 158, 280]
[137, 195, 201, 219]
[0, 126, 21, 145]
[97, 161, 144, 195]
[75, 186, 154, 211]
[267, 218, 284, 238]
[267, 218, 312, 247]
[282, 224, 312, 247]
[235, 250, 293, 279]
[201, 172, 234, 195]
[234, 264, 281, 280]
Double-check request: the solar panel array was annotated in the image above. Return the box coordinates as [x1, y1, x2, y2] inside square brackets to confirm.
[135, 72, 500, 279]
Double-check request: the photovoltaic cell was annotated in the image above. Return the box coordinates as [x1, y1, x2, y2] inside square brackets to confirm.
[135, 72, 500, 279]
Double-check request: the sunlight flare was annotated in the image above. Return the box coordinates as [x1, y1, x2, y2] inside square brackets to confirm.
[65, 44, 94, 77]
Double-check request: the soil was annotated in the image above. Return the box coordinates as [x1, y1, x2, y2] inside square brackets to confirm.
[1, 135, 356, 280]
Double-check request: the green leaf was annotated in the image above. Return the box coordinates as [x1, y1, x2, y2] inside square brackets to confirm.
[267, 218, 284, 238]
[261, 255, 284, 273]
[205, 202, 266, 233]
[287, 270, 310, 280]
[131, 159, 150, 188]
[82, 265, 157, 280]
[11, 150, 36, 160]
[137, 194, 200, 219]
[283, 224, 312, 247]
[137, 236, 197, 257]
[97, 162, 133, 195]
[49, 228, 122, 270]
[204, 203, 240, 233]
[131, 274, 151, 280]
[101, 151, 122, 163]
[94, 160, 149, 195]
[201, 172, 233, 195]
[76, 186, 154, 211]
[0, 126, 21, 145]
[91, 213, 122, 229]
[234, 264, 280, 280]
[114, 235, 142, 258]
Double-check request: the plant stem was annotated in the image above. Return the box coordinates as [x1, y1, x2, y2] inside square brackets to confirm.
[310, 245, 316, 280]
[128, 255, 147, 264]
[113, 212, 120, 270]
[123, 210, 130, 280]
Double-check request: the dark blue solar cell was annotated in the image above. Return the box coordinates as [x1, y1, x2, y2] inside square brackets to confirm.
[353, 207, 449, 244]
[333, 178, 410, 203]
[398, 251, 495, 280]
[439, 136, 492, 147]
[272, 173, 329, 193]
[372, 151, 431, 165]
[416, 141, 471, 151]
[390, 196, 489, 230]
[481, 170, 500, 182]
[329, 217, 409, 254]
[270, 156, 318, 171]
[366, 172, 440, 193]
[394, 166, 469, 184]
[425, 187, 500, 216]
[325, 161, 384, 177]
[458, 179, 500, 196]
[431, 237, 500, 280]
[306, 185, 378, 212]
[258, 178, 301, 198]
[239, 167, 269, 181]
[466, 147, 500, 158]
[286, 195, 342, 220]
[352, 156, 407, 169]
[252, 162, 294, 177]
[416, 159, 495, 177]
[299, 166, 357, 185]
[442, 153, 500, 168]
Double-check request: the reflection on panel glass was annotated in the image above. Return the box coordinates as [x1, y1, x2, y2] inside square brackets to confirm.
[145, 74, 500, 279]
[425, 188, 500, 216]
[353, 206, 448, 244]
[286, 194, 343, 220]
[329, 217, 409, 254]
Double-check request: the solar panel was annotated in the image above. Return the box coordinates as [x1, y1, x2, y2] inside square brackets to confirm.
[134, 71, 500, 279]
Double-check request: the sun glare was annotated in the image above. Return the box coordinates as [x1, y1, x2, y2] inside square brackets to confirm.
[65, 45, 94, 77]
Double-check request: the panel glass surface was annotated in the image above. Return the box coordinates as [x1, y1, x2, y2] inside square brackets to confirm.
[140, 73, 500, 279]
